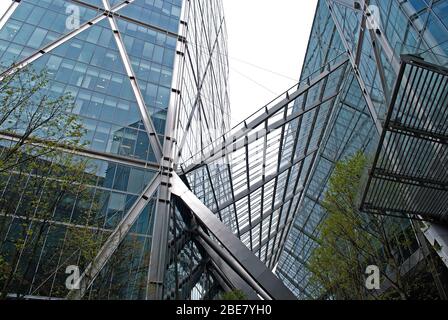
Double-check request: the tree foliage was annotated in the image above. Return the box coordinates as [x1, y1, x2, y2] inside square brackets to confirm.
[308, 151, 373, 299]
[0, 65, 101, 299]
[220, 289, 247, 301]
[0, 64, 84, 174]
[308, 151, 443, 300]
[0, 65, 151, 300]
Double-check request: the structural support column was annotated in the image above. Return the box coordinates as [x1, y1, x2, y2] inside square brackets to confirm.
[326, 0, 383, 133]
[147, 171, 173, 300]
[146, 2, 187, 297]
[67, 174, 161, 300]
[171, 174, 296, 300]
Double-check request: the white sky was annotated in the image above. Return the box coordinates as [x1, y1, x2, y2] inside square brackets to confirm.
[224, 1, 318, 125]
[0, 2, 10, 17]
[0, 1, 319, 126]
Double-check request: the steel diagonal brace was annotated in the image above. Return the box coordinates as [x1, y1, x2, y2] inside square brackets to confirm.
[176, 16, 227, 158]
[104, 0, 163, 160]
[0, 0, 134, 80]
[171, 173, 297, 300]
[0, 0, 164, 161]
[325, 0, 383, 133]
[0, 0, 19, 31]
[180, 57, 349, 174]
[67, 174, 161, 300]
[0, 0, 166, 160]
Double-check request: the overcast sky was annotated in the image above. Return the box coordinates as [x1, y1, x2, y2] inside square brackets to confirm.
[224, 1, 318, 125]
[0, 1, 318, 126]
[0, 2, 9, 18]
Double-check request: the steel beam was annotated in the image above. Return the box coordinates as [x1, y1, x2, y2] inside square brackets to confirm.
[180, 57, 349, 174]
[326, 0, 383, 133]
[0, 132, 160, 172]
[214, 148, 318, 214]
[176, 16, 227, 158]
[145, 3, 189, 297]
[270, 60, 350, 268]
[0, 0, 164, 162]
[387, 121, 448, 144]
[105, 5, 163, 160]
[67, 174, 161, 300]
[171, 173, 296, 300]
[372, 169, 448, 191]
[195, 235, 261, 300]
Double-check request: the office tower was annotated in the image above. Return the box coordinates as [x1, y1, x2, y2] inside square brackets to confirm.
[1, 0, 447, 301]
[0, 0, 263, 300]
[181, 0, 448, 299]
[273, 0, 448, 299]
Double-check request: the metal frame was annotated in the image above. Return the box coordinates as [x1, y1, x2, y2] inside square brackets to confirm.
[4, 0, 448, 301]
[0, 0, 166, 162]
[179, 56, 349, 269]
[361, 55, 448, 223]
[180, 57, 349, 174]
[326, 0, 383, 133]
[0, 0, 239, 300]
[0, 0, 19, 32]
[273, 0, 448, 298]
[0, 132, 160, 172]
[171, 173, 297, 300]
[67, 173, 161, 299]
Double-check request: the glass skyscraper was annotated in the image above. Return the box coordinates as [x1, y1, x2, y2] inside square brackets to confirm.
[0, 0, 238, 300]
[177, 0, 448, 299]
[0, 0, 447, 301]
[274, 0, 448, 299]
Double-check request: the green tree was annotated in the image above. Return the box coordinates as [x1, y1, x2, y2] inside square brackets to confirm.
[220, 289, 247, 301]
[0, 64, 84, 173]
[0, 65, 103, 299]
[0, 255, 11, 284]
[308, 151, 418, 300]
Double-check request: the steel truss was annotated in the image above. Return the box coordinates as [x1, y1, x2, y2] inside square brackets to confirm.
[0, 0, 380, 300]
[0, 0, 243, 300]
[361, 55, 448, 224]
[0, 0, 295, 300]
[70, 46, 349, 301]
[272, 0, 448, 298]
[179, 55, 350, 269]
[7, 0, 447, 301]
[171, 174, 297, 300]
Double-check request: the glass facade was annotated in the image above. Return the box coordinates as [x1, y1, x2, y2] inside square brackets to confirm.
[1, 0, 447, 301]
[173, 0, 448, 299]
[181, 55, 351, 268]
[275, 0, 448, 299]
[0, 0, 230, 300]
[162, 0, 231, 300]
